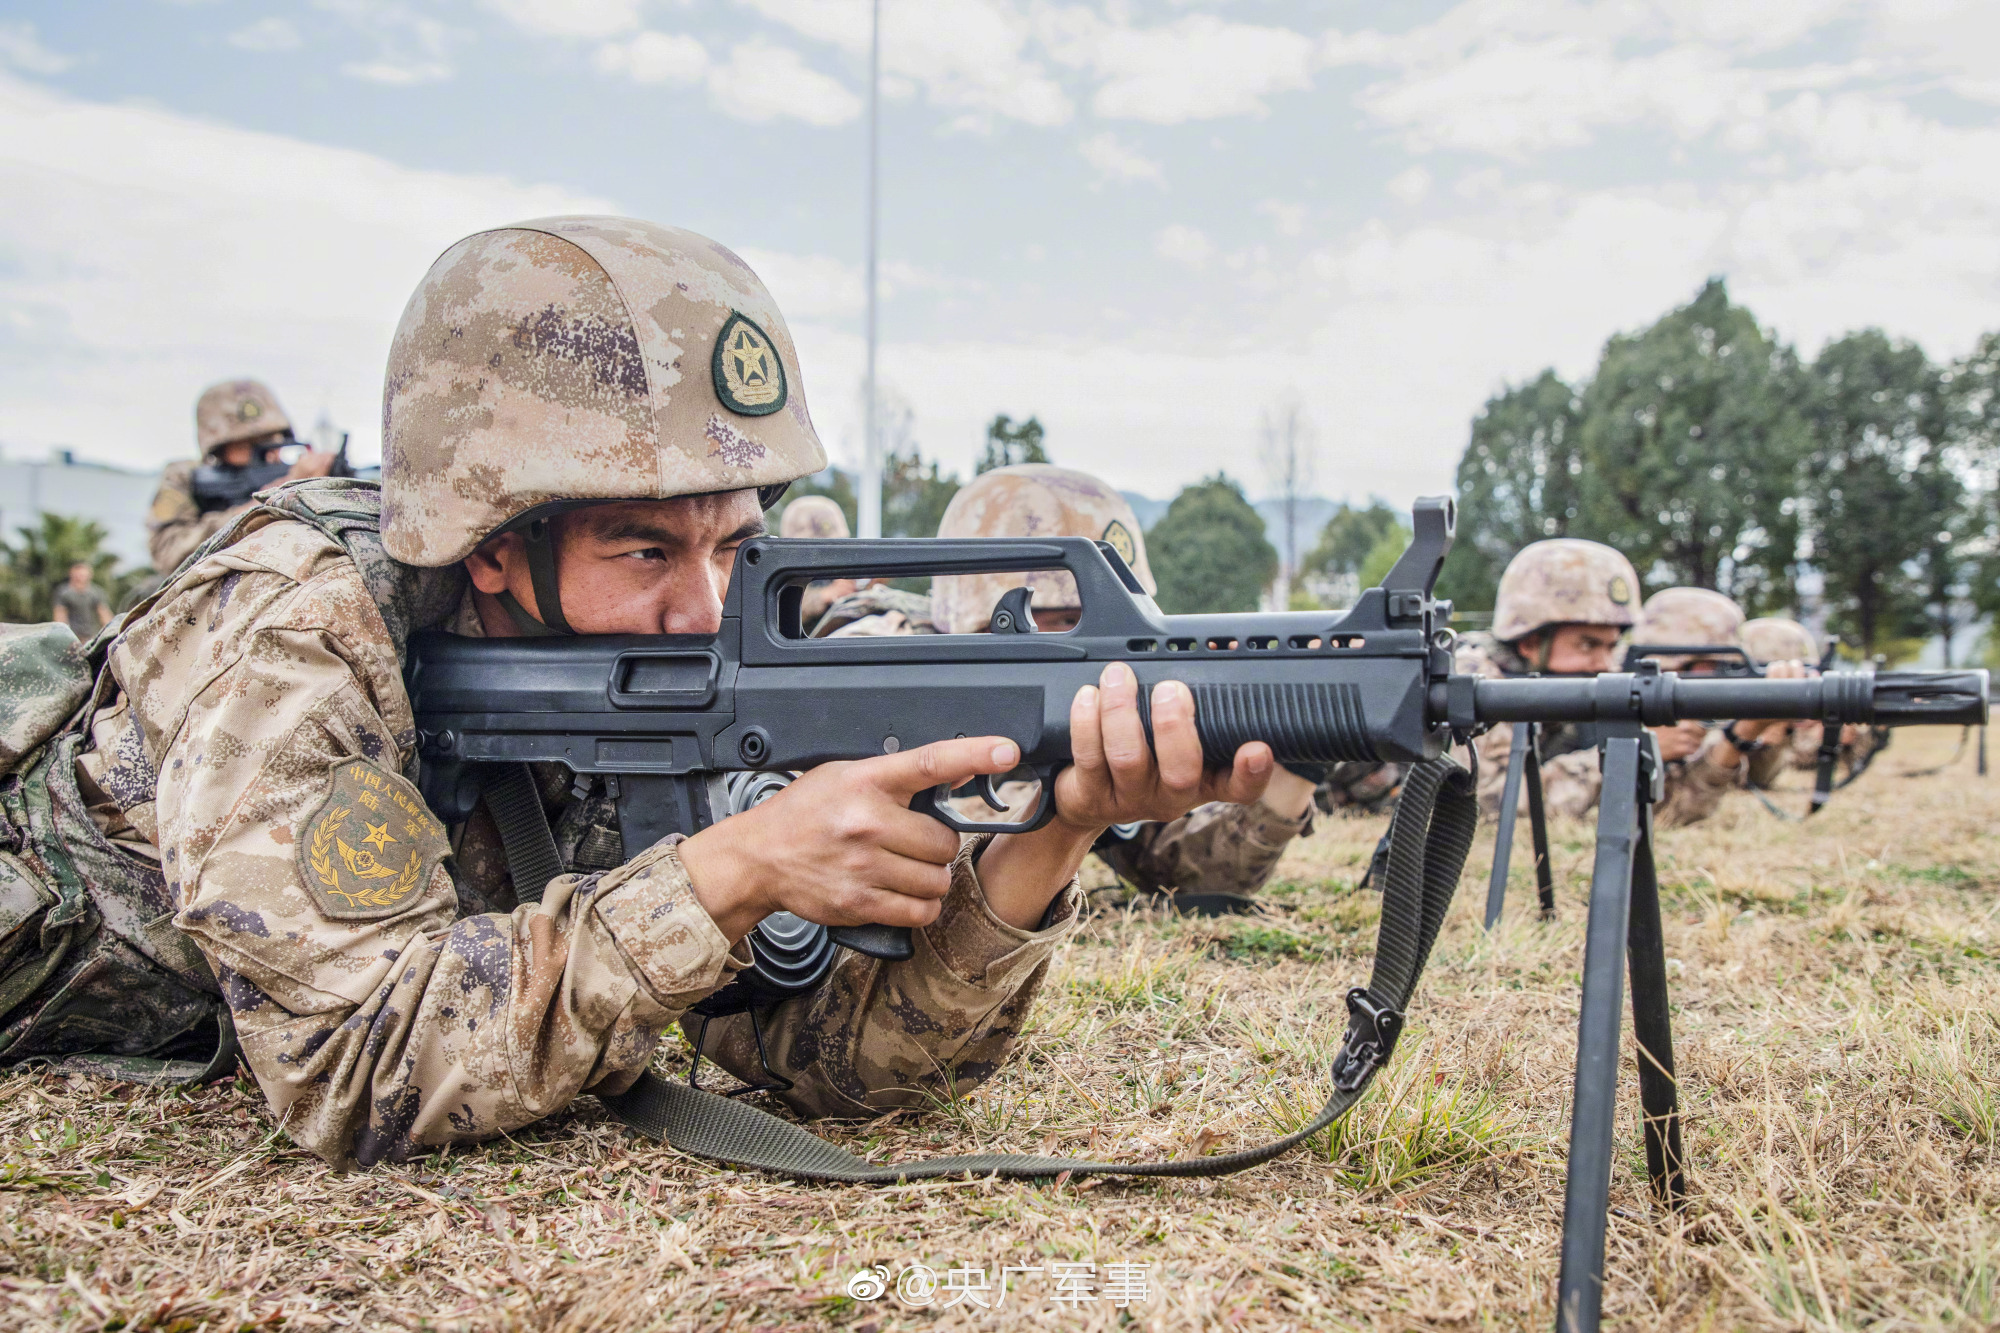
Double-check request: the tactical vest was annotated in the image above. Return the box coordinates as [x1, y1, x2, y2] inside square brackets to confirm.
[0, 479, 463, 1085]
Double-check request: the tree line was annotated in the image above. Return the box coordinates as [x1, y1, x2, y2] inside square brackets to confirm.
[1436, 279, 2000, 659]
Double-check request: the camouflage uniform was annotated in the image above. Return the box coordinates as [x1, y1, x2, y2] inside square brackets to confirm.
[816, 585, 939, 639]
[930, 465, 1312, 901]
[147, 380, 295, 576]
[8, 218, 1081, 1167]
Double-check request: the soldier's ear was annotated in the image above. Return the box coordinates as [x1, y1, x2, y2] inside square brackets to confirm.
[464, 531, 524, 595]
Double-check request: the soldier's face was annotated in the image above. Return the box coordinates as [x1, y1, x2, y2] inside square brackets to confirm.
[1032, 607, 1082, 632]
[467, 491, 767, 636]
[1529, 624, 1624, 674]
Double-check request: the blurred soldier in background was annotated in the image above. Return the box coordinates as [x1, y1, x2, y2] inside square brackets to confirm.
[146, 380, 341, 575]
[920, 463, 1321, 912]
[50, 561, 110, 634]
[1460, 546, 1784, 827]
[1739, 614, 1880, 785]
[776, 495, 862, 627]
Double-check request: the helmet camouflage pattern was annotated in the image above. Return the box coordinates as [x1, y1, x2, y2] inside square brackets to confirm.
[930, 464, 1155, 635]
[1630, 587, 1746, 669]
[380, 216, 828, 567]
[779, 494, 850, 540]
[195, 379, 292, 455]
[1740, 615, 1820, 666]
[1491, 538, 1641, 644]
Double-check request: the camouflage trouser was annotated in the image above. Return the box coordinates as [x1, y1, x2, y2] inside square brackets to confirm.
[0, 735, 235, 1084]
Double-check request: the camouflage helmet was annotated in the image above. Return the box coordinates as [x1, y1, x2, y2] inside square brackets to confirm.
[930, 464, 1155, 635]
[380, 216, 827, 568]
[1630, 587, 1745, 669]
[779, 494, 850, 540]
[1492, 539, 1641, 644]
[1740, 615, 1820, 666]
[195, 379, 292, 455]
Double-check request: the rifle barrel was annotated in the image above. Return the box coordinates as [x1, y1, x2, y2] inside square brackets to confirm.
[1464, 670, 1987, 730]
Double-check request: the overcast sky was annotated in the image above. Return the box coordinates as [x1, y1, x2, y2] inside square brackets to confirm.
[1, 0, 1996, 510]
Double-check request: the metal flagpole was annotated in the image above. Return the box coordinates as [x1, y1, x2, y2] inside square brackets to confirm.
[857, 0, 883, 539]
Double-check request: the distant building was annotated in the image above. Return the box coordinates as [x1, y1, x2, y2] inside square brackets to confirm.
[0, 448, 163, 569]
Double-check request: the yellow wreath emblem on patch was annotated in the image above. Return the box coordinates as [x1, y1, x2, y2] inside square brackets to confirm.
[298, 756, 444, 912]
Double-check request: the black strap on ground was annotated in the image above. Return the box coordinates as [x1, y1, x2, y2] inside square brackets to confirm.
[599, 756, 1478, 1183]
[485, 762, 565, 904]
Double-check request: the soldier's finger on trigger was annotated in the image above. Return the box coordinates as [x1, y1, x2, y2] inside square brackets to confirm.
[867, 735, 1019, 800]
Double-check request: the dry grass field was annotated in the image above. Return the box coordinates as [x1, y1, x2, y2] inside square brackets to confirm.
[3, 727, 1996, 1331]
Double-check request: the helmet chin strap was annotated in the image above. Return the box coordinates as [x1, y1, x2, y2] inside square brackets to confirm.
[500, 517, 574, 636]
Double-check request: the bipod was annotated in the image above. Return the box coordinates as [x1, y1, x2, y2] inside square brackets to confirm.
[1484, 721, 1556, 928]
[1555, 726, 1688, 1333]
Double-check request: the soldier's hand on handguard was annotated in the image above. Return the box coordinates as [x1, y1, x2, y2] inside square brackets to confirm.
[284, 448, 342, 482]
[677, 734, 1028, 945]
[1650, 719, 1707, 763]
[976, 661, 1275, 928]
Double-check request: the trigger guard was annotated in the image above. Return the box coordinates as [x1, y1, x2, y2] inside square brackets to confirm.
[911, 770, 1060, 835]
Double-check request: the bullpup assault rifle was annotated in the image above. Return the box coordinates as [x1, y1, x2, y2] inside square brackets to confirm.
[405, 497, 1985, 1333]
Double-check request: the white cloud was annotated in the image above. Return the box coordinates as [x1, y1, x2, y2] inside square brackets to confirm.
[1042, 13, 1320, 123]
[1258, 199, 1306, 236]
[0, 71, 610, 470]
[227, 17, 305, 53]
[737, 0, 1071, 128]
[707, 41, 860, 125]
[1154, 224, 1214, 265]
[1385, 165, 1430, 203]
[594, 31, 707, 85]
[1078, 131, 1164, 186]
[342, 58, 453, 85]
[484, 0, 645, 40]
[0, 22, 74, 75]
[316, 0, 457, 85]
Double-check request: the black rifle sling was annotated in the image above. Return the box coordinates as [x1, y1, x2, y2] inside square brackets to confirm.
[485, 764, 565, 905]
[597, 757, 1478, 1183]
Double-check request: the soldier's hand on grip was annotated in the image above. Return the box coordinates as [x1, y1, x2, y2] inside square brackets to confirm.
[677, 735, 1028, 943]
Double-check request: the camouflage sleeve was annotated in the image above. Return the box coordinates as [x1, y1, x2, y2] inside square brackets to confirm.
[1746, 736, 1790, 789]
[1539, 751, 1604, 819]
[692, 836, 1082, 1117]
[1093, 800, 1310, 897]
[142, 537, 737, 1167]
[145, 461, 240, 576]
[1653, 731, 1738, 828]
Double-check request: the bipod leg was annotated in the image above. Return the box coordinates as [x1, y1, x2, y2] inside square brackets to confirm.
[1623, 800, 1685, 1210]
[1524, 727, 1556, 919]
[1556, 735, 1644, 1333]
[1980, 725, 1988, 778]
[1485, 722, 1532, 929]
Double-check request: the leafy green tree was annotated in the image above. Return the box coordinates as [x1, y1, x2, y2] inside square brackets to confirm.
[1148, 475, 1278, 613]
[1799, 329, 1957, 654]
[1949, 332, 2000, 633]
[882, 449, 960, 540]
[1576, 279, 1808, 609]
[1443, 369, 1584, 612]
[1297, 501, 1400, 607]
[1357, 521, 1414, 593]
[976, 414, 1049, 474]
[0, 513, 151, 623]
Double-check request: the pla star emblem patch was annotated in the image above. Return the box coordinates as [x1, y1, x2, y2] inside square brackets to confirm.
[1101, 519, 1138, 569]
[1608, 575, 1632, 605]
[711, 311, 788, 417]
[297, 760, 448, 920]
